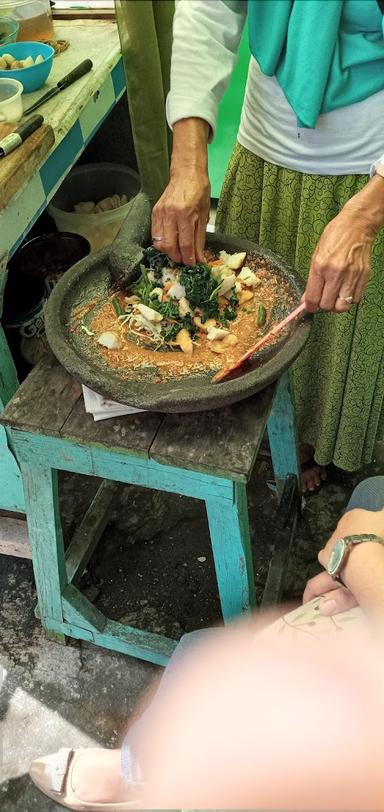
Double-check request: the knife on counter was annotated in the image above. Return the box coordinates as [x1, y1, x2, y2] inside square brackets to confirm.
[23, 59, 93, 116]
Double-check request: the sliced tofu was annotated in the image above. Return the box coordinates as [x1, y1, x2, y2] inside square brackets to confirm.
[219, 250, 246, 270]
[238, 289, 254, 305]
[210, 263, 226, 281]
[2, 53, 15, 67]
[97, 332, 121, 349]
[136, 303, 163, 322]
[222, 334, 238, 347]
[193, 316, 217, 332]
[162, 267, 178, 284]
[209, 340, 227, 354]
[179, 297, 191, 317]
[139, 315, 162, 336]
[217, 274, 236, 297]
[74, 201, 96, 214]
[150, 287, 163, 302]
[168, 281, 186, 300]
[207, 326, 230, 341]
[176, 327, 193, 354]
[238, 267, 261, 287]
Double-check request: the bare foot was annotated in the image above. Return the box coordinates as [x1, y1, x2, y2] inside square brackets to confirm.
[71, 748, 134, 804]
[300, 444, 327, 494]
[302, 463, 327, 493]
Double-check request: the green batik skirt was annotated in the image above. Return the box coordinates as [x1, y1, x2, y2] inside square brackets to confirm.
[216, 142, 384, 472]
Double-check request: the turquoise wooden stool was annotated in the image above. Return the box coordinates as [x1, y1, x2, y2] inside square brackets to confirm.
[1, 356, 299, 666]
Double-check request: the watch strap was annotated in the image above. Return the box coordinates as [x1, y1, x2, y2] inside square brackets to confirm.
[344, 533, 384, 547]
[327, 533, 384, 580]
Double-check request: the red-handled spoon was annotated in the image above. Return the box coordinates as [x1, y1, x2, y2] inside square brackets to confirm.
[211, 302, 307, 384]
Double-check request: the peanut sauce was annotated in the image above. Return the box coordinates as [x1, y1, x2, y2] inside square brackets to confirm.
[72, 255, 295, 383]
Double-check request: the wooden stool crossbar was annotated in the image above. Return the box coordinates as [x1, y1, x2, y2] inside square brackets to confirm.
[0, 357, 299, 665]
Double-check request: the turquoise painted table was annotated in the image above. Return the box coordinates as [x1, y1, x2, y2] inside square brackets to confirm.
[1, 355, 299, 665]
[0, 20, 125, 529]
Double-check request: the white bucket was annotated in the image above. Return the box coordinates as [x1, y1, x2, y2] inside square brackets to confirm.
[48, 163, 141, 251]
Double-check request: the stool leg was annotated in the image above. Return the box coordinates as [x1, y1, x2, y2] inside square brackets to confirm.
[21, 463, 67, 642]
[267, 371, 300, 498]
[206, 482, 256, 622]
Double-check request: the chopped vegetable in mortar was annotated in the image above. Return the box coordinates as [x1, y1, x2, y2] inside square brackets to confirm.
[92, 248, 267, 356]
[71, 246, 296, 383]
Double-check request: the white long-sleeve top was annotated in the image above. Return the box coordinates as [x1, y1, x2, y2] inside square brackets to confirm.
[166, 0, 384, 176]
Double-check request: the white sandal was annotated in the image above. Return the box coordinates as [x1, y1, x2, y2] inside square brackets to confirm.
[29, 748, 141, 810]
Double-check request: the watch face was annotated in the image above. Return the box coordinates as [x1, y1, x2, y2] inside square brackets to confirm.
[328, 539, 346, 576]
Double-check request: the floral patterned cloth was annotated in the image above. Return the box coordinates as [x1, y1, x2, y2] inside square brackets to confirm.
[216, 142, 384, 471]
[258, 598, 369, 645]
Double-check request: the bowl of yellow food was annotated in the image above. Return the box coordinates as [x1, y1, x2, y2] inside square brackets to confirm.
[0, 41, 54, 92]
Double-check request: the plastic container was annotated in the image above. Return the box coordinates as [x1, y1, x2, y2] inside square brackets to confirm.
[0, 16, 19, 46]
[0, 41, 54, 92]
[0, 75, 22, 121]
[48, 163, 141, 251]
[0, 0, 55, 42]
[2, 266, 46, 379]
[18, 231, 91, 294]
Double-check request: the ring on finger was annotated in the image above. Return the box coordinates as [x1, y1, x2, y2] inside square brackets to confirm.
[338, 294, 353, 304]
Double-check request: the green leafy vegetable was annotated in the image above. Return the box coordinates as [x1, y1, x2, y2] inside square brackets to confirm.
[132, 264, 154, 305]
[156, 299, 180, 320]
[162, 315, 196, 344]
[143, 246, 170, 282]
[123, 249, 243, 351]
[180, 263, 220, 322]
[209, 281, 224, 301]
[203, 299, 223, 321]
[163, 323, 180, 343]
[181, 314, 197, 336]
[223, 293, 238, 322]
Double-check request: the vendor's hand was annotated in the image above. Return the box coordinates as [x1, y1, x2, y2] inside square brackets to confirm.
[304, 175, 384, 313]
[151, 166, 211, 266]
[303, 207, 375, 313]
[303, 571, 357, 616]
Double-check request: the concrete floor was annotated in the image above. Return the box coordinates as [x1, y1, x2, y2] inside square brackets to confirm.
[0, 583, 154, 811]
[1, 455, 382, 810]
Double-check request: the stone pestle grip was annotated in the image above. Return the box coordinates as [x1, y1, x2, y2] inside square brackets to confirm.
[108, 191, 152, 289]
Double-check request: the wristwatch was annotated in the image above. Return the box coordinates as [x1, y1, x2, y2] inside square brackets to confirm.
[327, 533, 384, 580]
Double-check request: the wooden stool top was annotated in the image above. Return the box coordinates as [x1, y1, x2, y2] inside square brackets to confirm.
[1, 356, 276, 481]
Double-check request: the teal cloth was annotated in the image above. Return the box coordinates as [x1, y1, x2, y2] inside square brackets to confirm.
[245, 0, 384, 127]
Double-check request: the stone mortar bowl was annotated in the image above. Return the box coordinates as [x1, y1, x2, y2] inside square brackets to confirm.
[45, 193, 311, 412]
